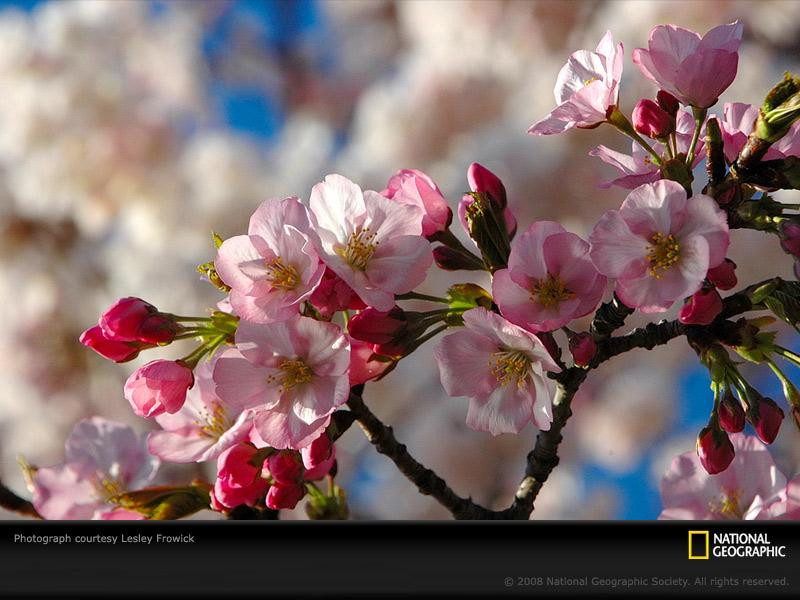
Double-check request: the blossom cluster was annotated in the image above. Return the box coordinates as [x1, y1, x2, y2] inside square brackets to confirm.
[15, 18, 800, 521]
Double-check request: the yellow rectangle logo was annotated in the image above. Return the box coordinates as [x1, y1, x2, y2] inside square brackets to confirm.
[688, 530, 709, 560]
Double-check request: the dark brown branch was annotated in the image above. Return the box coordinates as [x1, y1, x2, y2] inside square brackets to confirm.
[0, 480, 40, 519]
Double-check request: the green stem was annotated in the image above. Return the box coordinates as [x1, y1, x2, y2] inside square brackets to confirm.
[607, 107, 662, 165]
[773, 345, 800, 367]
[171, 316, 214, 322]
[686, 107, 707, 167]
[396, 292, 449, 304]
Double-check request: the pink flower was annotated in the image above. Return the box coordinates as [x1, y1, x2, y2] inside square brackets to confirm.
[98, 297, 178, 345]
[781, 222, 800, 257]
[348, 338, 393, 385]
[568, 332, 597, 367]
[309, 174, 433, 311]
[382, 169, 452, 238]
[80, 325, 143, 363]
[124, 359, 195, 418]
[528, 31, 623, 135]
[212, 443, 269, 509]
[589, 110, 704, 189]
[632, 22, 743, 108]
[721, 102, 800, 162]
[659, 433, 787, 519]
[308, 267, 367, 319]
[265, 451, 304, 485]
[266, 483, 305, 510]
[678, 288, 723, 325]
[632, 99, 674, 138]
[31, 417, 159, 520]
[213, 315, 350, 449]
[493, 221, 606, 332]
[707, 258, 737, 290]
[147, 357, 254, 463]
[696, 425, 735, 474]
[433, 308, 560, 435]
[215, 197, 325, 323]
[589, 180, 730, 313]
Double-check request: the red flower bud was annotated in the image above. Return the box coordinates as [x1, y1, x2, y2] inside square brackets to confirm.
[348, 307, 407, 346]
[79, 325, 142, 363]
[706, 259, 737, 291]
[656, 90, 680, 116]
[718, 390, 745, 433]
[632, 99, 674, 138]
[678, 288, 723, 325]
[432, 246, 485, 271]
[748, 397, 785, 444]
[301, 433, 333, 471]
[467, 162, 507, 208]
[348, 339, 393, 385]
[265, 451, 304, 485]
[266, 483, 306, 510]
[568, 332, 597, 367]
[309, 267, 367, 319]
[696, 425, 735, 475]
[780, 222, 800, 257]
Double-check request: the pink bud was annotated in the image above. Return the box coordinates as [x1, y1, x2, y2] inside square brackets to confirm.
[632, 99, 674, 138]
[467, 162, 507, 208]
[79, 325, 142, 363]
[123, 359, 194, 418]
[568, 332, 597, 367]
[382, 169, 452, 238]
[432, 246, 484, 271]
[706, 259, 737, 291]
[212, 443, 269, 509]
[301, 433, 334, 471]
[99, 297, 157, 341]
[748, 397, 785, 444]
[309, 267, 367, 319]
[348, 339, 393, 385]
[678, 289, 723, 325]
[718, 390, 745, 433]
[656, 90, 680, 116]
[265, 450, 304, 485]
[696, 426, 735, 475]
[780, 222, 800, 257]
[266, 483, 306, 510]
[348, 307, 407, 347]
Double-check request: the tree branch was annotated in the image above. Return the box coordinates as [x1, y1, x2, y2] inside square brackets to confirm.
[0, 480, 40, 519]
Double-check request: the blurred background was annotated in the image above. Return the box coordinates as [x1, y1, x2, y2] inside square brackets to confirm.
[2, 0, 800, 520]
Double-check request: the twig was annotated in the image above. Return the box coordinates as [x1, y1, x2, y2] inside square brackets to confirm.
[0, 480, 40, 519]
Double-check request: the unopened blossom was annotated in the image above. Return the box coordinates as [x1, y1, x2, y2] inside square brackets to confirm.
[309, 174, 433, 312]
[382, 169, 452, 238]
[301, 432, 334, 473]
[747, 396, 785, 444]
[718, 390, 746, 433]
[659, 434, 787, 519]
[633, 22, 743, 108]
[265, 451, 304, 485]
[308, 267, 366, 319]
[632, 99, 674, 139]
[678, 288, 723, 325]
[528, 31, 623, 135]
[215, 197, 325, 323]
[707, 259, 737, 291]
[696, 425, 735, 474]
[458, 162, 517, 240]
[589, 180, 729, 313]
[147, 358, 254, 463]
[721, 102, 800, 163]
[433, 308, 560, 435]
[211, 443, 268, 510]
[569, 332, 597, 367]
[493, 221, 606, 332]
[266, 482, 305, 510]
[589, 110, 704, 189]
[348, 338, 393, 385]
[124, 359, 195, 418]
[213, 315, 350, 449]
[98, 297, 178, 345]
[780, 222, 800, 257]
[80, 325, 144, 363]
[31, 417, 159, 520]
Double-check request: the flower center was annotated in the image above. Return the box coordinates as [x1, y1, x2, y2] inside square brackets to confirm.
[584, 76, 599, 87]
[531, 274, 574, 309]
[489, 350, 531, 388]
[97, 476, 125, 503]
[196, 401, 232, 439]
[708, 488, 744, 520]
[268, 358, 314, 392]
[647, 232, 681, 278]
[337, 227, 378, 271]
[265, 257, 300, 290]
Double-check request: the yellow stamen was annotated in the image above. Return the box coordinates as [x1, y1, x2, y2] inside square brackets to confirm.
[336, 227, 378, 271]
[195, 401, 232, 439]
[708, 488, 744, 519]
[267, 358, 314, 392]
[646, 232, 681, 278]
[489, 350, 531, 388]
[531, 274, 574, 309]
[265, 257, 300, 290]
[584, 76, 599, 87]
[100, 477, 124, 502]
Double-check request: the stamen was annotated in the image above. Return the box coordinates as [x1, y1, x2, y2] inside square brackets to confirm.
[195, 401, 232, 439]
[708, 488, 744, 519]
[646, 232, 681, 278]
[336, 227, 378, 271]
[531, 274, 574, 309]
[267, 358, 314, 393]
[265, 257, 300, 290]
[489, 350, 531, 388]
[584, 76, 599, 87]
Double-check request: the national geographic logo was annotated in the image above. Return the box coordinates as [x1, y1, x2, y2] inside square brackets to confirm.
[689, 530, 788, 559]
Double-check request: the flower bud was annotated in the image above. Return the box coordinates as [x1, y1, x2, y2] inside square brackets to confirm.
[632, 99, 674, 138]
[718, 390, 745, 433]
[696, 425, 735, 475]
[212, 444, 269, 509]
[780, 222, 800, 257]
[656, 90, 680, 117]
[301, 433, 334, 471]
[467, 162, 507, 208]
[382, 169, 452, 238]
[309, 267, 366, 319]
[79, 325, 143, 363]
[266, 483, 305, 510]
[706, 258, 737, 290]
[265, 451, 304, 485]
[348, 339, 393, 385]
[348, 307, 408, 347]
[123, 359, 194, 418]
[568, 332, 597, 367]
[99, 297, 179, 344]
[747, 396, 785, 444]
[432, 246, 485, 271]
[678, 288, 723, 325]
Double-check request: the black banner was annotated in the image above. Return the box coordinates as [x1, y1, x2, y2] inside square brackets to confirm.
[0, 521, 797, 597]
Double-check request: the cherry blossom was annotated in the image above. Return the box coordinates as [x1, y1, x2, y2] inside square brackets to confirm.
[381, 169, 452, 238]
[721, 102, 800, 162]
[123, 359, 195, 418]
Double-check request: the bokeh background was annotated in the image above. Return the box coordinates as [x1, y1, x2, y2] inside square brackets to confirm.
[2, 0, 800, 520]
